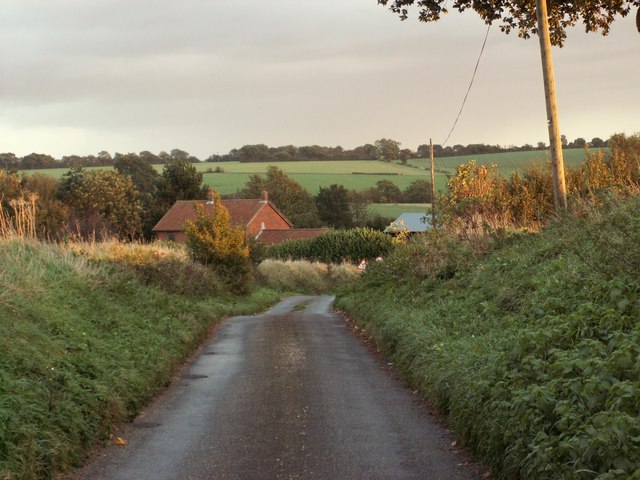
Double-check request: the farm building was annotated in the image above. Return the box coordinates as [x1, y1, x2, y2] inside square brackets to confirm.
[152, 192, 328, 245]
[384, 212, 431, 235]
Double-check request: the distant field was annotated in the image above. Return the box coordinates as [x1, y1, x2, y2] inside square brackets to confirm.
[198, 160, 414, 175]
[368, 203, 431, 219]
[407, 148, 597, 177]
[19, 149, 595, 195]
[200, 160, 432, 195]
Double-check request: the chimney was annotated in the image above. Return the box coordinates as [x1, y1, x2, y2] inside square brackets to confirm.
[261, 190, 269, 203]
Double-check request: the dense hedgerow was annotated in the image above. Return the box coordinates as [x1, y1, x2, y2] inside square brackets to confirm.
[336, 195, 640, 479]
[0, 239, 279, 480]
[441, 133, 640, 232]
[265, 227, 394, 263]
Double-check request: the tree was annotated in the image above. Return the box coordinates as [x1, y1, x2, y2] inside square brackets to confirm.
[115, 153, 162, 239]
[0, 153, 19, 171]
[238, 174, 266, 199]
[238, 166, 321, 227]
[375, 138, 401, 162]
[61, 170, 142, 239]
[316, 184, 353, 229]
[239, 144, 270, 163]
[402, 178, 432, 203]
[114, 153, 158, 196]
[0, 169, 22, 207]
[169, 149, 190, 163]
[374, 179, 402, 203]
[378, 0, 640, 46]
[57, 167, 86, 201]
[350, 143, 378, 160]
[399, 148, 413, 165]
[156, 160, 208, 208]
[97, 151, 113, 165]
[139, 150, 162, 164]
[185, 190, 252, 294]
[20, 153, 57, 170]
[573, 137, 587, 148]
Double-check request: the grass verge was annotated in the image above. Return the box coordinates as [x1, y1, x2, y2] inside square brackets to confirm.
[0, 240, 280, 479]
[336, 196, 640, 479]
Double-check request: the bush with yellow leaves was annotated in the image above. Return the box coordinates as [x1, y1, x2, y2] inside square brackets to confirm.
[184, 191, 252, 294]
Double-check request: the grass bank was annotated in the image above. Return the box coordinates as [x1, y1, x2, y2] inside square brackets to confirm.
[0, 240, 280, 479]
[336, 196, 639, 479]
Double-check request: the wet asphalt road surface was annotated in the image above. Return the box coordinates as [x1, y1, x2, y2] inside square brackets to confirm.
[70, 296, 484, 480]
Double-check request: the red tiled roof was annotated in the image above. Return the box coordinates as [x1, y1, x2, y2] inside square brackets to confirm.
[152, 199, 292, 232]
[256, 228, 331, 245]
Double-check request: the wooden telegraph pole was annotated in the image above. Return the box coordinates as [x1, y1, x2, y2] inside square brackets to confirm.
[429, 138, 436, 228]
[536, 0, 567, 210]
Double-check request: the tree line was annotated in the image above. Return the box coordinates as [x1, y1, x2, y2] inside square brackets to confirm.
[0, 155, 433, 243]
[1, 135, 610, 171]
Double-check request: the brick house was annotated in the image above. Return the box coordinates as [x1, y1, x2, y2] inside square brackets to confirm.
[152, 192, 328, 244]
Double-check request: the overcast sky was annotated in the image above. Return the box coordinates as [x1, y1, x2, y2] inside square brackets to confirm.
[1, 0, 638, 159]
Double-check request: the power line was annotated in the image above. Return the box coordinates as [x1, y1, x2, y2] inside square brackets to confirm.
[441, 24, 491, 147]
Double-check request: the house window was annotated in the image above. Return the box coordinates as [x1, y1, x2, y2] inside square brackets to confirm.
[168, 234, 175, 242]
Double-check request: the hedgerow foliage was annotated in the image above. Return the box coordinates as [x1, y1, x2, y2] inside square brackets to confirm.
[441, 133, 640, 232]
[184, 192, 252, 293]
[337, 195, 640, 479]
[265, 227, 394, 264]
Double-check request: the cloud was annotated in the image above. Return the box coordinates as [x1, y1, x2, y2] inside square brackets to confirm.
[1, 0, 638, 158]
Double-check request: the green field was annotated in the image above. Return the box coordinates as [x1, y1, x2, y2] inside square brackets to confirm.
[19, 149, 594, 196]
[407, 148, 596, 177]
[368, 203, 431, 219]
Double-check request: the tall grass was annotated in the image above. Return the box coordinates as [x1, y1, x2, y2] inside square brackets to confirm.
[0, 194, 37, 240]
[256, 259, 361, 294]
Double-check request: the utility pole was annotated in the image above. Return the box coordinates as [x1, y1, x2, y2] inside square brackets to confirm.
[429, 138, 436, 228]
[536, 0, 567, 210]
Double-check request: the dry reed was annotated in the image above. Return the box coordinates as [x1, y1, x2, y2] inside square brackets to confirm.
[0, 194, 37, 240]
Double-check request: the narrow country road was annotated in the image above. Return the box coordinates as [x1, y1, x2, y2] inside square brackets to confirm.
[70, 296, 485, 480]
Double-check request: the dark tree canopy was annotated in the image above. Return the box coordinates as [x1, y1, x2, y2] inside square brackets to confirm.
[156, 160, 208, 207]
[238, 166, 321, 228]
[378, 0, 640, 45]
[316, 184, 353, 229]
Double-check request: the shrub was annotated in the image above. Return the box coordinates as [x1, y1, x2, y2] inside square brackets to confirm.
[440, 133, 640, 234]
[363, 229, 477, 286]
[184, 192, 252, 294]
[266, 227, 394, 264]
[441, 160, 510, 232]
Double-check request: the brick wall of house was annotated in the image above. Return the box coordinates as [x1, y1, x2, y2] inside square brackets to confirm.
[155, 231, 187, 243]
